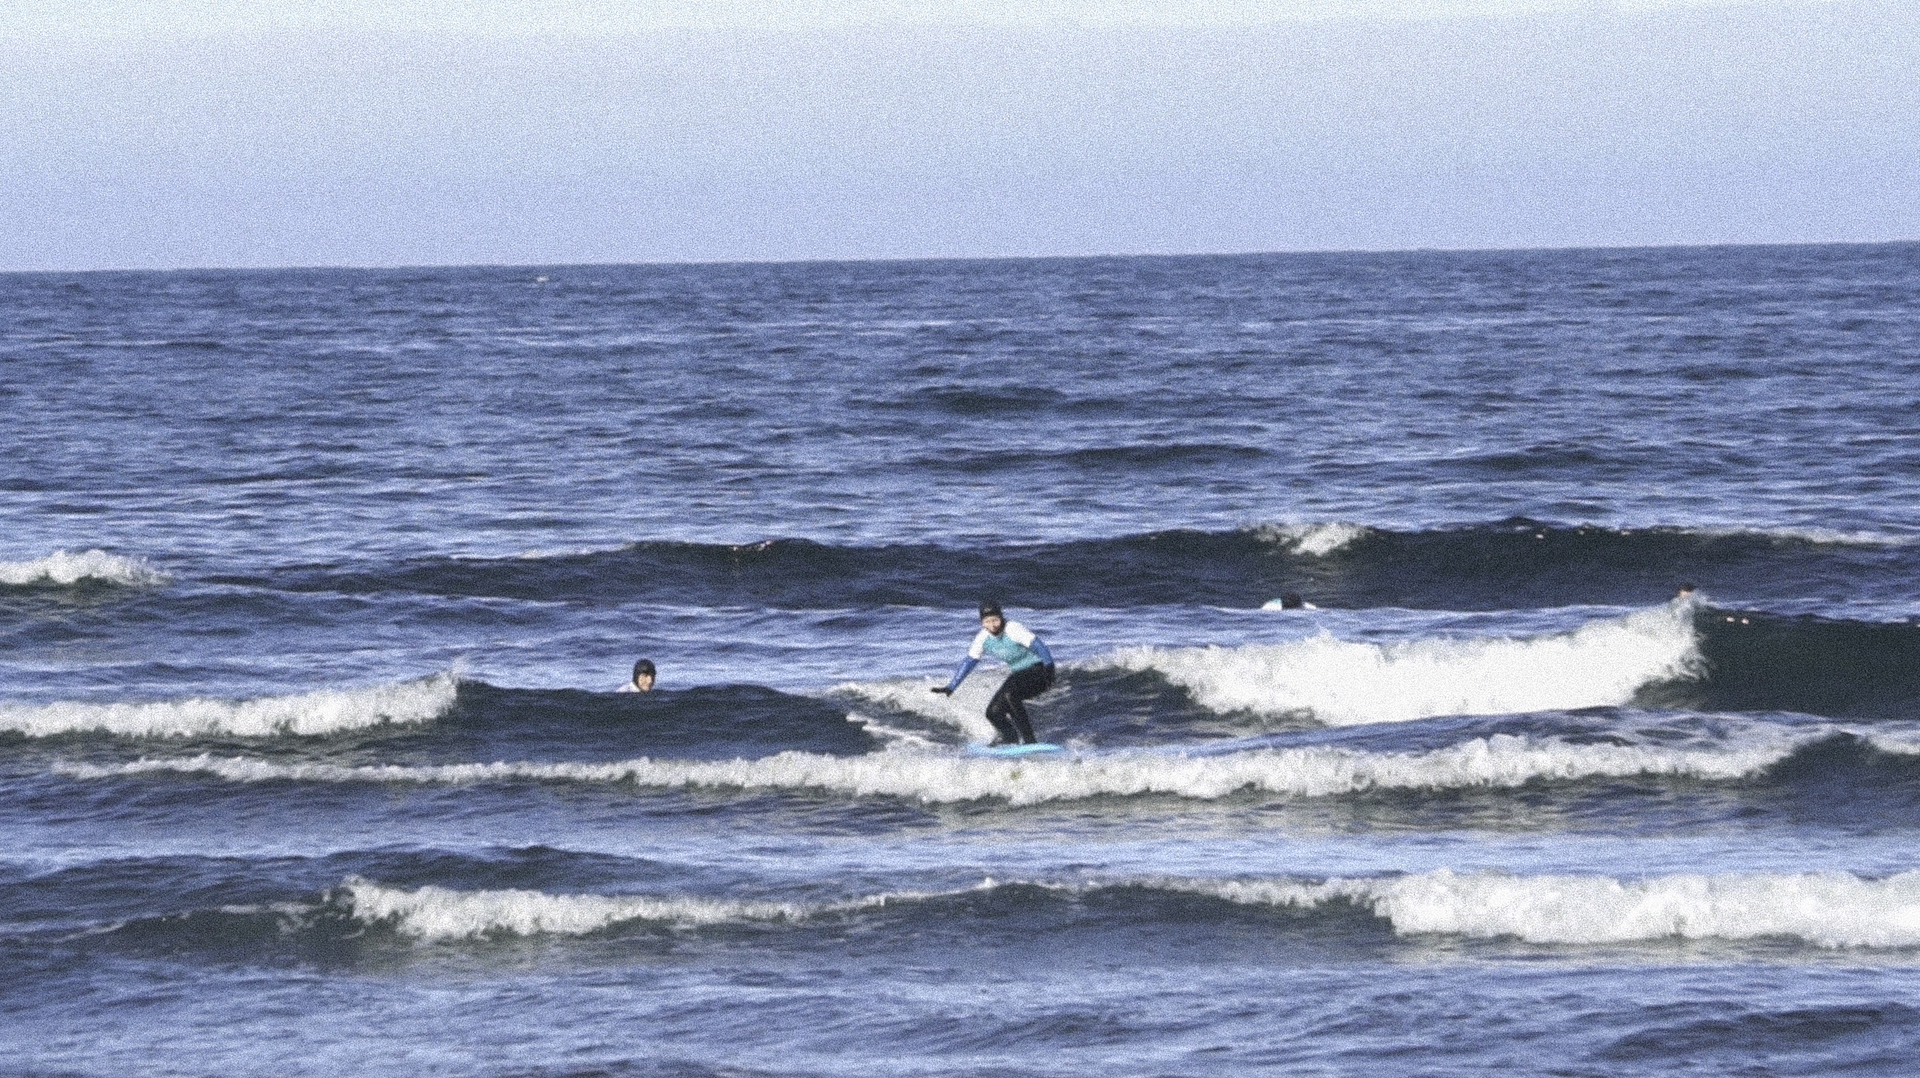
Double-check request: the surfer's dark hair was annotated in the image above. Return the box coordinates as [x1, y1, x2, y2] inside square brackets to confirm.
[978, 602, 1004, 620]
[632, 659, 656, 679]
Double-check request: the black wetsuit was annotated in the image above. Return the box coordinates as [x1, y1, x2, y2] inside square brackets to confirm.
[986, 662, 1054, 745]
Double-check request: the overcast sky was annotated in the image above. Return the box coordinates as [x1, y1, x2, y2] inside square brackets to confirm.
[2, 0, 1914, 270]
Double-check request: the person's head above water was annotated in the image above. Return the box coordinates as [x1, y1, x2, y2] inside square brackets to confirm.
[978, 601, 1005, 634]
[1279, 592, 1305, 610]
[630, 659, 656, 692]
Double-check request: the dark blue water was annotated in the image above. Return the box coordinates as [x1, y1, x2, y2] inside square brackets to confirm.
[5, 244, 1920, 1076]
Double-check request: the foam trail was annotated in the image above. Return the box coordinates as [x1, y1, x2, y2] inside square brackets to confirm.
[1186, 868, 1920, 949]
[2, 673, 457, 738]
[0, 549, 168, 587]
[832, 676, 1000, 743]
[1097, 605, 1700, 725]
[339, 877, 924, 940]
[60, 730, 1798, 804]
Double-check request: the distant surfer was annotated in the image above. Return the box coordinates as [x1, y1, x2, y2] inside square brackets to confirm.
[618, 659, 656, 693]
[931, 602, 1056, 745]
[1264, 592, 1317, 610]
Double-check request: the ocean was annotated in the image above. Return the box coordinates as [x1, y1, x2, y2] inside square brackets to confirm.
[3, 243, 1919, 1076]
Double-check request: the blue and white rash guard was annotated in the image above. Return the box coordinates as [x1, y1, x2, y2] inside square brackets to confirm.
[942, 620, 1054, 691]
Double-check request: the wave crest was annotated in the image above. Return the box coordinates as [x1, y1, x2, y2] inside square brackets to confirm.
[1248, 521, 1373, 557]
[0, 549, 167, 587]
[56, 728, 1795, 804]
[337, 877, 921, 941]
[1, 673, 457, 738]
[1097, 606, 1701, 725]
[338, 877, 813, 940]
[1187, 868, 1920, 949]
[335, 868, 1920, 948]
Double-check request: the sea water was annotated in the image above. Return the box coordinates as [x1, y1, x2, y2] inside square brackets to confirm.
[4, 244, 1920, 1075]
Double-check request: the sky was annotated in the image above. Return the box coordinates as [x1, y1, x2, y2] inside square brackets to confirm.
[2, 0, 1915, 270]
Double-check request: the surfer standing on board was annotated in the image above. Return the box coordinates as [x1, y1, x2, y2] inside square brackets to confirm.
[931, 602, 1056, 745]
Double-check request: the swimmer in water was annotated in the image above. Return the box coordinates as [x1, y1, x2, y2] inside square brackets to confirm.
[618, 659, 656, 693]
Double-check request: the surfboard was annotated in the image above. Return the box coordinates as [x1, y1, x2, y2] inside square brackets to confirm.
[966, 742, 1066, 757]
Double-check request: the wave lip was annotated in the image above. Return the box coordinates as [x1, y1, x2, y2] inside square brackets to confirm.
[1686, 525, 1917, 549]
[1248, 522, 1373, 557]
[0, 549, 168, 587]
[55, 727, 1796, 804]
[1097, 605, 1701, 725]
[338, 877, 914, 941]
[1190, 868, 1920, 949]
[331, 869, 1920, 949]
[1, 672, 457, 738]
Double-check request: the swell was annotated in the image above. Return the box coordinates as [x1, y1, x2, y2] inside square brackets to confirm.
[38, 725, 1835, 805]
[1652, 610, 1920, 720]
[231, 519, 1920, 610]
[1080, 605, 1920, 725]
[43, 868, 1920, 953]
[0, 677, 870, 758]
[7, 608, 1910, 752]
[0, 672, 457, 739]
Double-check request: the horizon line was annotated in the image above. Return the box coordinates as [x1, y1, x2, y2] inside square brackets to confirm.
[7, 237, 1916, 277]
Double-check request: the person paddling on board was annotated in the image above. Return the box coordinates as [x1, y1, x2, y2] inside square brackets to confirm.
[931, 603, 1056, 745]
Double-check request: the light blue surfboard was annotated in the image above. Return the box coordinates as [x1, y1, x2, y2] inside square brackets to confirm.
[966, 742, 1066, 757]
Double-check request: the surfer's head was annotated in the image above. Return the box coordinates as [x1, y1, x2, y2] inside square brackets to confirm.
[978, 602, 1005, 634]
[630, 659, 656, 692]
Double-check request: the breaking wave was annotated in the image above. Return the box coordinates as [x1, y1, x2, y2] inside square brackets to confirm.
[1248, 522, 1373, 557]
[0, 673, 457, 738]
[1095, 605, 1701, 725]
[336, 877, 848, 940]
[1188, 867, 1920, 949]
[0, 549, 167, 588]
[56, 728, 1799, 805]
[328, 868, 1920, 949]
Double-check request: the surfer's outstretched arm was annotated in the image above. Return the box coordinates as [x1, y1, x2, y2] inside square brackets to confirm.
[932, 656, 977, 695]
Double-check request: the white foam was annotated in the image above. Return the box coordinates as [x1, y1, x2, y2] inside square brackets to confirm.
[844, 711, 947, 752]
[1862, 732, 1920, 757]
[338, 877, 929, 941]
[831, 676, 1000, 742]
[1094, 605, 1701, 725]
[0, 549, 168, 587]
[339, 877, 809, 939]
[2, 673, 457, 738]
[57, 728, 1796, 805]
[1686, 525, 1916, 549]
[1186, 868, 1920, 949]
[1249, 522, 1373, 556]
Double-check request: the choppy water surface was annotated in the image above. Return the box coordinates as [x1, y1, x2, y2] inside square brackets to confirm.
[4, 244, 1920, 1076]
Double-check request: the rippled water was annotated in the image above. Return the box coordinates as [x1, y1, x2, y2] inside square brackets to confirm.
[4, 243, 1920, 1076]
